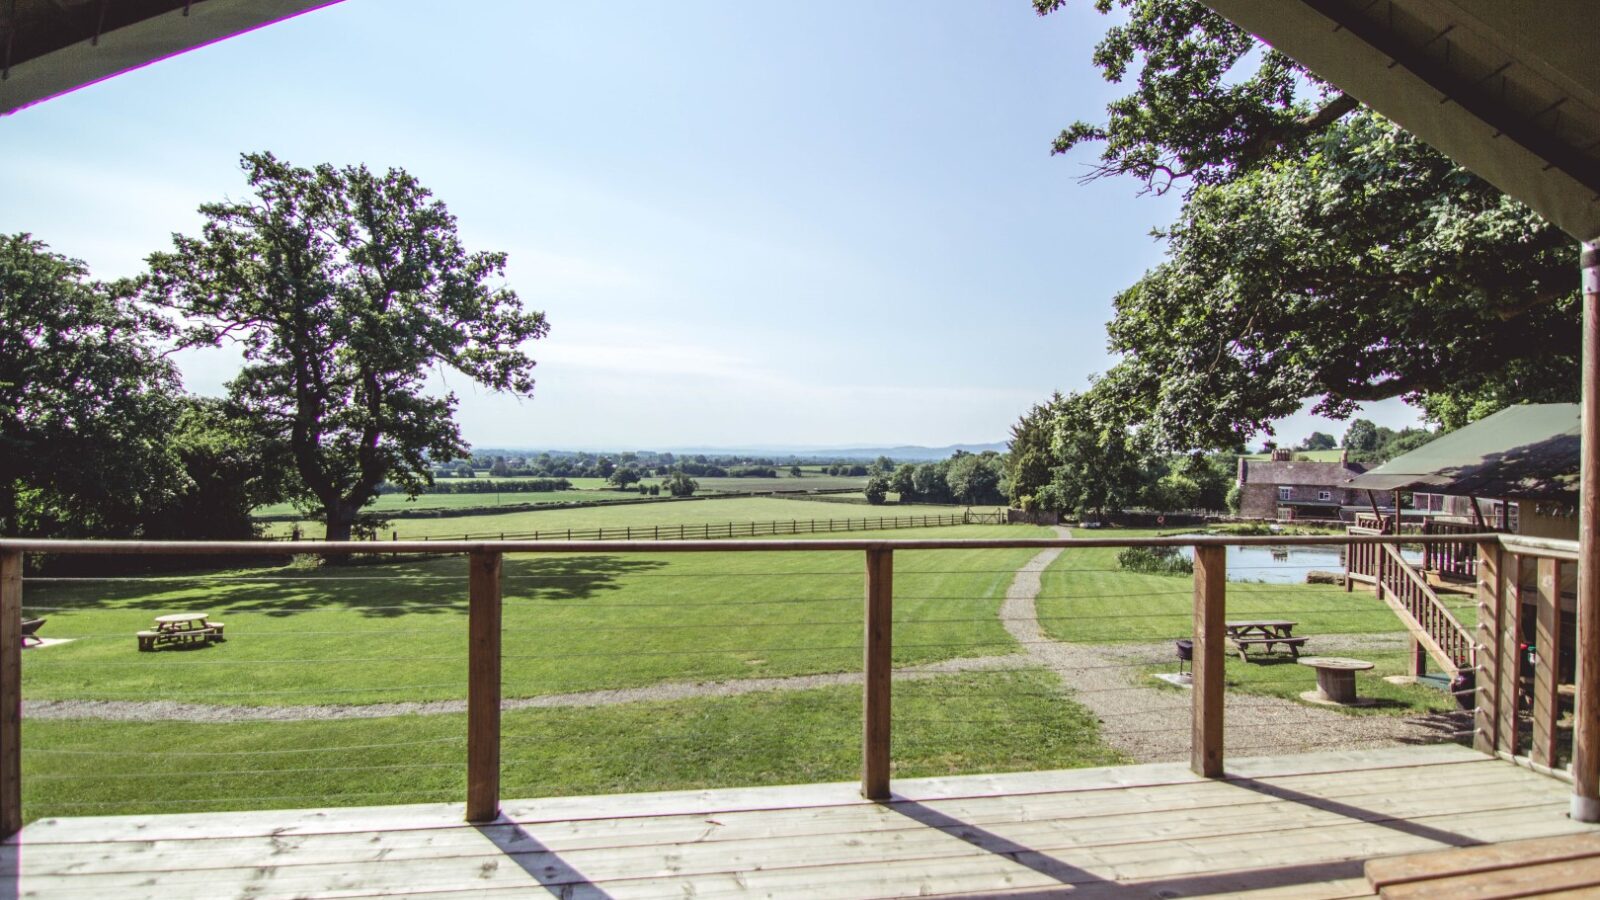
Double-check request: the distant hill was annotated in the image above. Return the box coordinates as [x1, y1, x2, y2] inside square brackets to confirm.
[475, 442, 1008, 462]
[791, 443, 1009, 462]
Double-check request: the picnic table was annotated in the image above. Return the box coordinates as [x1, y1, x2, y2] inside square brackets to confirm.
[1224, 619, 1307, 661]
[137, 613, 225, 652]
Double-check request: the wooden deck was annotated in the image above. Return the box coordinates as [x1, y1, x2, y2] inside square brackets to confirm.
[4, 744, 1595, 899]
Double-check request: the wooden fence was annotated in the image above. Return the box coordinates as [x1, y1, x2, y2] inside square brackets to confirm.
[276, 509, 1007, 544]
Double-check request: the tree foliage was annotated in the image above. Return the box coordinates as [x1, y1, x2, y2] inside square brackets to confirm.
[0, 235, 187, 537]
[143, 153, 549, 543]
[1035, 1, 1579, 449]
[663, 471, 699, 497]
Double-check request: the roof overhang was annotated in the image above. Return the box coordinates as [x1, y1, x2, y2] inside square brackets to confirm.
[1200, 0, 1600, 243]
[0, 0, 343, 117]
[1347, 404, 1581, 501]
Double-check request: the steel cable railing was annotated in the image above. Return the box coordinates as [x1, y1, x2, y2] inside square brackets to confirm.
[0, 527, 1581, 839]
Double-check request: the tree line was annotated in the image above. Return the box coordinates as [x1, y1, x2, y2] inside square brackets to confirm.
[1009, 0, 1577, 469]
[3, 152, 548, 546]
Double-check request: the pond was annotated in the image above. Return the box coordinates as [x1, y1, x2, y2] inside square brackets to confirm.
[1176, 539, 1424, 584]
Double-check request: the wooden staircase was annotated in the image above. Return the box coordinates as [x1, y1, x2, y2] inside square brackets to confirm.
[1347, 530, 1474, 677]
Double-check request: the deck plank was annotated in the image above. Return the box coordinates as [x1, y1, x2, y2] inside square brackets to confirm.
[4, 761, 1529, 877]
[4, 746, 1594, 900]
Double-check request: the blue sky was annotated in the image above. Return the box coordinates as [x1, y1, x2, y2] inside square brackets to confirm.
[0, 0, 1420, 450]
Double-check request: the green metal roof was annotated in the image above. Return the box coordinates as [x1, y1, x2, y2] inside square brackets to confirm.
[1346, 403, 1580, 501]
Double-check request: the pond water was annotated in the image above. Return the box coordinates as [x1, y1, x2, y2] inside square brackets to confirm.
[1176, 540, 1424, 584]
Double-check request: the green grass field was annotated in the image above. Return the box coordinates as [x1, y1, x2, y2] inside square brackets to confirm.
[1036, 529, 1476, 645]
[21, 668, 1123, 822]
[1241, 449, 1346, 462]
[265, 496, 978, 540]
[23, 524, 1053, 706]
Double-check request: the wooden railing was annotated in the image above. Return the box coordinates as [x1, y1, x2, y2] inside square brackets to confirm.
[1374, 542, 1473, 676]
[1475, 536, 1580, 779]
[1345, 524, 1383, 586]
[0, 530, 1583, 839]
[1423, 519, 1491, 581]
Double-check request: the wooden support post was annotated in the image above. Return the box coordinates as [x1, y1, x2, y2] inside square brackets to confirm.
[1576, 239, 1600, 821]
[1192, 545, 1225, 778]
[1409, 638, 1428, 678]
[862, 548, 893, 800]
[1, 551, 21, 839]
[1500, 555, 1529, 757]
[1532, 556, 1564, 769]
[1474, 542, 1504, 755]
[466, 550, 502, 823]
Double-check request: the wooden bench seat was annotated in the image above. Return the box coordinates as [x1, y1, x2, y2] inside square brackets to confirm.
[1367, 832, 1600, 898]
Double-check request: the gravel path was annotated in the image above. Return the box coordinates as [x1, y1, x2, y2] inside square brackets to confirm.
[24, 654, 1027, 723]
[999, 527, 1471, 763]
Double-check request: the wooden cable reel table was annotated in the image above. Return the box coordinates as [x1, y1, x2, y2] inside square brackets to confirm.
[1297, 656, 1375, 705]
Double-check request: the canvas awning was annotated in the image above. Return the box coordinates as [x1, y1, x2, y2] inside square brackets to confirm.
[0, 0, 342, 116]
[1200, 0, 1600, 243]
[1346, 403, 1580, 501]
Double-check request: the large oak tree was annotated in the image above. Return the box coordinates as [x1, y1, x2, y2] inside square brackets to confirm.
[1036, 0, 1577, 449]
[144, 153, 549, 543]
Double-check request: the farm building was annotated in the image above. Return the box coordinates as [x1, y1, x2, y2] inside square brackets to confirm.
[1234, 448, 1370, 522]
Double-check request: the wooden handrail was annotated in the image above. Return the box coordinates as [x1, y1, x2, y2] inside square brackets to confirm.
[1376, 542, 1472, 673]
[0, 532, 1505, 556]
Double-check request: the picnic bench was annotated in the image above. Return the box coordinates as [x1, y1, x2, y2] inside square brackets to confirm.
[137, 613, 225, 652]
[1224, 620, 1308, 661]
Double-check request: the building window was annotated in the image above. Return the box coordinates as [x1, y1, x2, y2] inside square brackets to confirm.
[1318, 490, 1332, 502]
[1278, 486, 1293, 501]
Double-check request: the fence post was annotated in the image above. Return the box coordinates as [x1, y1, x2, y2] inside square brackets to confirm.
[1474, 541, 1504, 755]
[467, 550, 503, 822]
[863, 548, 893, 800]
[1500, 554, 1528, 757]
[1532, 556, 1564, 768]
[1, 550, 21, 839]
[1192, 544, 1225, 778]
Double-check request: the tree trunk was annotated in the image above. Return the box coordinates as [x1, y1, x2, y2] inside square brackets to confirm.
[322, 504, 357, 564]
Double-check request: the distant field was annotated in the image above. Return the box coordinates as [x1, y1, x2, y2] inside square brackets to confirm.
[253, 472, 870, 517]
[1241, 449, 1346, 462]
[265, 496, 981, 540]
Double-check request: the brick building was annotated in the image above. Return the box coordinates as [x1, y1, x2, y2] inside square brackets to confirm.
[1235, 449, 1369, 521]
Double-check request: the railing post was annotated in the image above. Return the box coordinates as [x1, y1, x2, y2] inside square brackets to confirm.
[467, 550, 503, 822]
[1474, 541, 1503, 755]
[1500, 555, 1529, 757]
[1532, 556, 1564, 768]
[1, 550, 21, 839]
[1577, 241, 1600, 821]
[1192, 544, 1225, 778]
[862, 548, 893, 800]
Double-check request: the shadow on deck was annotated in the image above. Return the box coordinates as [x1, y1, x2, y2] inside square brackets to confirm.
[5, 744, 1595, 899]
